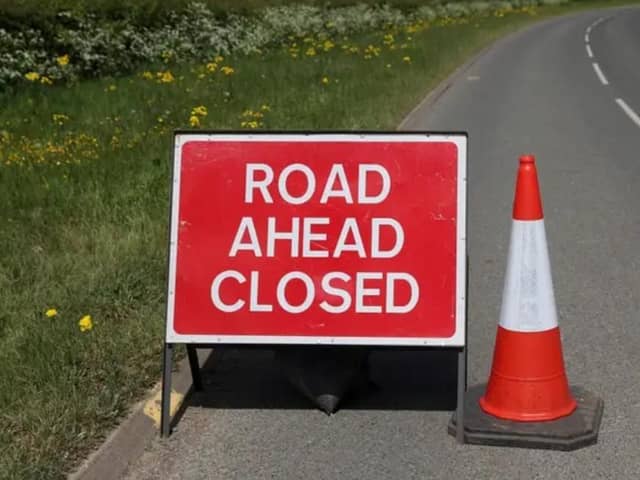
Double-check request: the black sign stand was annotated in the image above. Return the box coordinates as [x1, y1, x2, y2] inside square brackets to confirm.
[455, 255, 469, 444]
[160, 344, 204, 437]
[160, 342, 173, 438]
[160, 343, 468, 441]
[160, 263, 469, 440]
[160, 131, 469, 440]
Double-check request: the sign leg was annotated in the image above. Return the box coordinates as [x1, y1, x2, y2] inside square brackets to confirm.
[160, 342, 174, 438]
[187, 345, 203, 391]
[456, 346, 466, 444]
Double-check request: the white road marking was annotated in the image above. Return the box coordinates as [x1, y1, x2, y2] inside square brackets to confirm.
[585, 33, 590, 43]
[586, 44, 593, 58]
[592, 63, 608, 85]
[616, 98, 640, 128]
[586, 26, 591, 34]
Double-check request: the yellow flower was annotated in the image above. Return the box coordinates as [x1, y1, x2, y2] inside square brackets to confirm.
[220, 66, 234, 76]
[45, 308, 58, 318]
[141, 71, 154, 80]
[214, 55, 224, 63]
[305, 47, 316, 57]
[52, 113, 70, 125]
[106, 84, 117, 92]
[241, 120, 260, 129]
[57, 54, 70, 67]
[25, 72, 40, 82]
[321, 76, 329, 85]
[191, 105, 208, 117]
[323, 39, 335, 51]
[206, 62, 218, 73]
[261, 104, 270, 112]
[157, 71, 175, 83]
[189, 115, 200, 127]
[403, 56, 412, 63]
[40, 76, 53, 85]
[78, 315, 93, 332]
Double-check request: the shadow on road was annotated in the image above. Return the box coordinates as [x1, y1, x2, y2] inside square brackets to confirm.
[185, 348, 458, 413]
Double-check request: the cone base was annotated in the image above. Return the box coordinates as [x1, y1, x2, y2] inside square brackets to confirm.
[480, 326, 577, 422]
[449, 384, 603, 451]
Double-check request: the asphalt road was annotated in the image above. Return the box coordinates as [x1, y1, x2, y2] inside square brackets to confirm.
[124, 7, 640, 479]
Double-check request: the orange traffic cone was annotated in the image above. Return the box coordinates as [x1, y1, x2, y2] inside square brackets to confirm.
[479, 155, 577, 422]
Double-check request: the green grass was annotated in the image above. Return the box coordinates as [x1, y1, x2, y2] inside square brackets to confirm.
[0, 0, 637, 478]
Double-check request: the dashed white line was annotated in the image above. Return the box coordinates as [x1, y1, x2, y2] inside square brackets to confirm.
[592, 62, 608, 85]
[615, 99, 640, 128]
[585, 33, 590, 43]
[586, 44, 593, 58]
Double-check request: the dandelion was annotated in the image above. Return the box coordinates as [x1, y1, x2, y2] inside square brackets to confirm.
[52, 114, 70, 126]
[220, 66, 235, 76]
[189, 115, 200, 127]
[25, 72, 40, 82]
[363, 45, 381, 59]
[191, 105, 208, 117]
[214, 55, 224, 63]
[322, 39, 335, 51]
[57, 54, 70, 67]
[40, 76, 53, 85]
[78, 315, 93, 332]
[321, 76, 329, 85]
[403, 56, 412, 64]
[106, 84, 117, 92]
[45, 308, 58, 318]
[305, 47, 317, 57]
[141, 71, 154, 80]
[157, 71, 175, 83]
[241, 120, 260, 129]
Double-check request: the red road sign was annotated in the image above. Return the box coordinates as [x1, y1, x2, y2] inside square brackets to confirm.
[166, 133, 466, 346]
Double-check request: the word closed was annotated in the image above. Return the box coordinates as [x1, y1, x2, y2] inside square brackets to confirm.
[167, 134, 466, 345]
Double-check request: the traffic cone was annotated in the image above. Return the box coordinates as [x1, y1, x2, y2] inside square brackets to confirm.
[479, 154, 577, 422]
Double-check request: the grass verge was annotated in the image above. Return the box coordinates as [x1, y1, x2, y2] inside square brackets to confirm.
[0, 1, 636, 478]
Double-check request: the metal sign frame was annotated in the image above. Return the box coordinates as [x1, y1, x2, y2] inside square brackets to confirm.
[160, 130, 468, 441]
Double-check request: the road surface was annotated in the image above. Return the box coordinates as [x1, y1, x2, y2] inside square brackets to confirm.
[124, 7, 640, 479]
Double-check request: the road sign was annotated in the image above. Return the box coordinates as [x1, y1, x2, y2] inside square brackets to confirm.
[166, 132, 467, 346]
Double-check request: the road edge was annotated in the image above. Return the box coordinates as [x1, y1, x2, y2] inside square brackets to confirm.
[67, 348, 212, 480]
[397, 43, 489, 130]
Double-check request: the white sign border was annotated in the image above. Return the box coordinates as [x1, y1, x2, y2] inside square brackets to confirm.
[166, 132, 467, 347]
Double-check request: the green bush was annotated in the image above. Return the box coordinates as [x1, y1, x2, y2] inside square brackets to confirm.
[0, 0, 563, 90]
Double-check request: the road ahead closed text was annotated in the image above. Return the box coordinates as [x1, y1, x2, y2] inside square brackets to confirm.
[167, 134, 466, 345]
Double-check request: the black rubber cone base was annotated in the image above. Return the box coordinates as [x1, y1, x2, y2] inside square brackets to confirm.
[449, 384, 603, 451]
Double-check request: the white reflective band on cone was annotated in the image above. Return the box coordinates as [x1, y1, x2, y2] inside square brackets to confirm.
[499, 219, 558, 332]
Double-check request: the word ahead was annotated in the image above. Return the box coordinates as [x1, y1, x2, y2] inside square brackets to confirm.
[166, 133, 466, 346]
